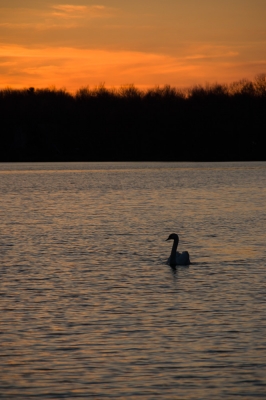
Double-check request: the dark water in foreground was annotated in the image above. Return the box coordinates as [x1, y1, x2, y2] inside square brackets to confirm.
[1, 162, 266, 399]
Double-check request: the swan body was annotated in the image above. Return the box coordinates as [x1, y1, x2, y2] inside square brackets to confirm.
[166, 233, 190, 266]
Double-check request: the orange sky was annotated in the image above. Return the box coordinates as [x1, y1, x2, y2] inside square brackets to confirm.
[1, 0, 266, 92]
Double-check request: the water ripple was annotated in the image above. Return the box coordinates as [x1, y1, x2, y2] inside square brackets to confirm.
[0, 162, 266, 399]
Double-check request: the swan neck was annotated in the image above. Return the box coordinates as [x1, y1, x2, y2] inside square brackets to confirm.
[169, 238, 178, 264]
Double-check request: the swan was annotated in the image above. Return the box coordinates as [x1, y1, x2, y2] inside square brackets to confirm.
[166, 233, 190, 266]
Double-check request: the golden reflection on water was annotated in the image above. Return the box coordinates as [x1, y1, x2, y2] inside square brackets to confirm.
[0, 162, 266, 399]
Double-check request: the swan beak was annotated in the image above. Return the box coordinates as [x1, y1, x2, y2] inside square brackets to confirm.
[166, 237, 170, 241]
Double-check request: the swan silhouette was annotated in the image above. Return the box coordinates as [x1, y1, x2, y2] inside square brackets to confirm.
[166, 233, 190, 266]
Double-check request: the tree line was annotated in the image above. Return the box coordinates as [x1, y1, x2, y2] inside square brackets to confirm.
[1, 75, 266, 161]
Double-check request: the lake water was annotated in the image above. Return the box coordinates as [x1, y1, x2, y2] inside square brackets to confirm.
[1, 162, 266, 399]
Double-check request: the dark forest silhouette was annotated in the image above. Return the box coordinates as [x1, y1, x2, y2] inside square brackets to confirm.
[1, 75, 266, 161]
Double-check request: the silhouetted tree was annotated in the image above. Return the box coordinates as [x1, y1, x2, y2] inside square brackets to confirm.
[0, 78, 265, 161]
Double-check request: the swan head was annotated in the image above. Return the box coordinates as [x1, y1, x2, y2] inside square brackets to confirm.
[166, 233, 179, 242]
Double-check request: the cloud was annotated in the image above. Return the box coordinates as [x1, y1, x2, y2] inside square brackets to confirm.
[0, 44, 265, 92]
[52, 5, 90, 12]
[0, 4, 113, 34]
[51, 4, 111, 20]
[183, 45, 239, 61]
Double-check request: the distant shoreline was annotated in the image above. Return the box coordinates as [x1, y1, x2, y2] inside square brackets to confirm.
[1, 76, 266, 162]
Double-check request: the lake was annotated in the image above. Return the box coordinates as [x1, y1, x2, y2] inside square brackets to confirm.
[0, 162, 266, 399]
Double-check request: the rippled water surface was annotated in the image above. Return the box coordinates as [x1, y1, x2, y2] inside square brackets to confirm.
[1, 162, 266, 399]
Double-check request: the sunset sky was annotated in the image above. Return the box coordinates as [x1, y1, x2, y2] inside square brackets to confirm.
[1, 0, 266, 92]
